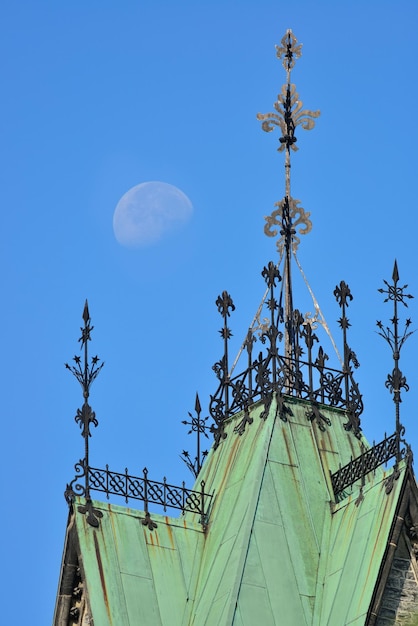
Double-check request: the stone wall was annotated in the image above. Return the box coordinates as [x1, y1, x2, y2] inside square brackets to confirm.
[376, 553, 418, 626]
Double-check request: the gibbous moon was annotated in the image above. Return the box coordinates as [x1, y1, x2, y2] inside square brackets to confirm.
[113, 181, 193, 248]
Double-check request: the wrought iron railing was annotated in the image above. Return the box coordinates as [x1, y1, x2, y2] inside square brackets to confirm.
[209, 275, 364, 447]
[66, 461, 212, 524]
[65, 304, 213, 529]
[212, 349, 355, 418]
[330, 432, 400, 498]
[89, 465, 210, 516]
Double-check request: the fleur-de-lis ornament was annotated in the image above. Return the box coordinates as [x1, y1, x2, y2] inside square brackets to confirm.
[377, 261, 414, 463]
[257, 30, 320, 156]
[65, 301, 104, 527]
[257, 30, 319, 364]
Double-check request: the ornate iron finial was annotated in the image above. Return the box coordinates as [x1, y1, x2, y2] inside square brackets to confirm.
[276, 30, 302, 73]
[65, 301, 104, 402]
[377, 261, 414, 463]
[181, 393, 209, 478]
[209, 291, 235, 448]
[334, 281, 362, 435]
[65, 301, 104, 527]
[257, 29, 320, 197]
[257, 30, 319, 364]
[206, 31, 365, 447]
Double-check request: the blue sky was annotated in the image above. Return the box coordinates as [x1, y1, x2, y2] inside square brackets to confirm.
[1, 2, 418, 623]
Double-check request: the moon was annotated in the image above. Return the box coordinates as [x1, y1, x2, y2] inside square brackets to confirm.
[113, 181, 193, 248]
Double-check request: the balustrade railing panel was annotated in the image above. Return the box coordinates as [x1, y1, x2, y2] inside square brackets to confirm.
[212, 352, 353, 421]
[330, 433, 399, 497]
[87, 465, 211, 517]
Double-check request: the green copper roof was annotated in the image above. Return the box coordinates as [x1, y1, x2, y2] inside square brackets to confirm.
[319, 471, 405, 625]
[55, 395, 411, 625]
[71, 501, 204, 626]
[187, 395, 402, 625]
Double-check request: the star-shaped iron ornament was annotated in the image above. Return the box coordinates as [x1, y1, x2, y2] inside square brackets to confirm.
[65, 301, 105, 526]
[180, 393, 209, 478]
[377, 261, 414, 464]
[65, 301, 104, 399]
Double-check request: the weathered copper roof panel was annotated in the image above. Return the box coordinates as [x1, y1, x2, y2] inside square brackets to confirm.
[55, 392, 414, 625]
[319, 465, 406, 625]
[72, 500, 204, 626]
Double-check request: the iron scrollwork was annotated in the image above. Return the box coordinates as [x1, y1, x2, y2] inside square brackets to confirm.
[180, 393, 209, 478]
[334, 281, 363, 436]
[257, 29, 320, 154]
[209, 263, 364, 442]
[86, 465, 212, 525]
[65, 302, 105, 527]
[264, 197, 312, 255]
[377, 261, 414, 467]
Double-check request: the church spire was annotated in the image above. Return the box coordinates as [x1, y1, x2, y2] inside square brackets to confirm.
[208, 30, 363, 446]
[257, 29, 320, 363]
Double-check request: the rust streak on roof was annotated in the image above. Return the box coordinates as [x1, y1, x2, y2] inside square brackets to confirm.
[93, 531, 111, 624]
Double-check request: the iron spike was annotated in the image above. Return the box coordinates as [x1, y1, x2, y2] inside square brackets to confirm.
[392, 259, 399, 283]
[195, 393, 202, 415]
[83, 299, 90, 324]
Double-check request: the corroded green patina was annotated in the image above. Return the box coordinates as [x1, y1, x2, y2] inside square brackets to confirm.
[54, 396, 415, 625]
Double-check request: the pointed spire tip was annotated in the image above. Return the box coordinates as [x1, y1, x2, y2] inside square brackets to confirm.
[195, 392, 202, 414]
[83, 300, 90, 324]
[392, 259, 399, 283]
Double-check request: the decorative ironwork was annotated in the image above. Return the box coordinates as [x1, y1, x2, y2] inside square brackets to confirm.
[65, 301, 104, 527]
[239, 31, 383, 460]
[202, 34, 362, 458]
[210, 291, 235, 447]
[69, 465, 211, 524]
[77, 497, 103, 528]
[377, 261, 414, 465]
[264, 197, 312, 256]
[66, 461, 211, 526]
[181, 393, 209, 478]
[334, 281, 362, 436]
[209, 265, 363, 445]
[257, 29, 319, 211]
[306, 401, 331, 432]
[331, 432, 400, 498]
[257, 83, 319, 152]
[276, 29, 303, 72]
[63, 303, 211, 529]
[257, 30, 320, 367]
[257, 30, 320, 155]
[141, 512, 158, 531]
